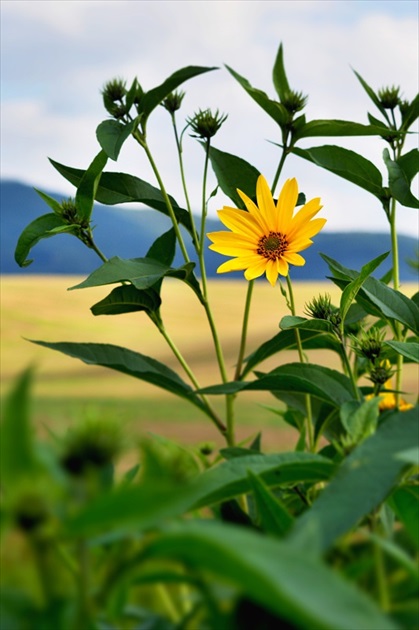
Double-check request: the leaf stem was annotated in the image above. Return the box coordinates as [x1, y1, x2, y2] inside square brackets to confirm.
[234, 280, 254, 381]
[286, 274, 314, 451]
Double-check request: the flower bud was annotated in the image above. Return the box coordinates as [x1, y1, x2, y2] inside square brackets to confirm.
[281, 90, 308, 114]
[60, 421, 121, 477]
[369, 359, 394, 387]
[187, 108, 228, 139]
[378, 85, 401, 110]
[352, 328, 386, 363]
[162, 90, 185, 113]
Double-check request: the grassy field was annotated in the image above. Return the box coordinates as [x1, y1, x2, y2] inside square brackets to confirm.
[2, 275, 417, 449]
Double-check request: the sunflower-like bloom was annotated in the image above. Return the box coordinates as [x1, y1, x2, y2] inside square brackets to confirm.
[207, 175, 326, 286]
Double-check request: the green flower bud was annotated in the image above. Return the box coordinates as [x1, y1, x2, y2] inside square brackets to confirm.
[369, 359, 394, 387]
[351, 327, 386, 363]
[281, 90, 308, 114]
[378, 85, 401, 110]
[187, 108, 228, 139]
[14, 492, 50, 533]
[162, 90, 185, 113]
[305, 293, 334, 320]
[60, 421, 121, 477]
[102, 78, 127, 103]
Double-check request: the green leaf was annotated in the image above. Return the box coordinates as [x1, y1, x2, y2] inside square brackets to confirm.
[242, 328, 341, 377]
[14, 213, 67, 267]
[201, 363, 358, 408]
[29, 340, 209, 414]
[64, 481, 198, 538]
[33, 188, 63, 215]
[339, 252, 389, 328]
[96, 119, 138, 161]
[385, 340, 419, 363]
[340, 398, 380, 443]
[90, 285, 161, 315]
[207, 146, 260, 208]
[190, 452, 335, 509]
[225, 64, 288, 126]
[75, 150, 108, 221]
[144, 521, 398, 630]
[247, 470, 294, 536]
[397, 148, 419, 182]
[141, 66, 217, 120]
[322, 254, 419, 334]
[292, 145, 385, 199]
[294, 119, 387, 141]
[280, 315, 335, 333]
[401, 93, 419, 131]
[383, 148, 419, 209]
[272, 42, 290, 102]
[389, 486, 419, 549]
[146, 228, 176, 267]
[352, 69, 388, 120]
[0, 368, 37, 485]
[49, 160, 195, 235]
[69, 257, 170, 291]
[288, 406, 418, 552]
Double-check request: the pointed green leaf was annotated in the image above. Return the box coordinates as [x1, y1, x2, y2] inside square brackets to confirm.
[352, 69, 388, 120]
[294, 119, 387, 141]
[207, 145, 260, 208]
[96, 119, 138, 161]
[14, 213, 67, 267]
[191, 452, 335, 509]
[75, 150, 108, 221]
[397, 149, 419, 182]
[339, 252, 389, 327]
[340, 398, 380, 443]
[145, 521, 398, 630]
[141, 66, 218, 119]
[385, 340, 419, 363]
[292, 145, 385, 199]
[146, 228, 176, 267]
[29, 340, 208, 413]
[49, 160, 194, 234]
[0, 368, 37, 485]
[383, 148, 419, 208]
[247, 470, 294, 536]
[289, 406, 418, 552]
[91, 285, 161, 315]
[33, 188, 63, 215]
[272, 43, 290, 101]
[69, 257, 170, 291]
[401, 93, 419, 131]
[225, 64, 288, 126]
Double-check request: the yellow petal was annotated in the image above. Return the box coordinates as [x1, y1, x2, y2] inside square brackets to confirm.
[244, 259, 269, 281]
[217, 254, 261, 273]
[237, 188, 271, 233]
[277, 257, 289, 276]
[265, 259, 279, 286]
[207, 231, 256, 248]
[217, 208, 262, 239]
[283, 252, 306, 266]
[287, 198, 322, 239]
[256, 175, 276, 228]
[209, 244, 257, 256]
[294, 218, 327, 240]
[276, 178, 299, 232]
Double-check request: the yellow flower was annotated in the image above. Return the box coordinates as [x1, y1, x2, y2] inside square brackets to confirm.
[207, 175, 326, 286]
[366, 379, 414, 412]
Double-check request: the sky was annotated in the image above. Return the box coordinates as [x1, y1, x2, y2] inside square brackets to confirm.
[1, 0, 418, 236]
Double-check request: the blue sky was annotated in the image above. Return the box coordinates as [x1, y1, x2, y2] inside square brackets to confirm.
[1, 0, 418, 236]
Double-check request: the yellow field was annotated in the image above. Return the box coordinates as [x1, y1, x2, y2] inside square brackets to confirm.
[1, 276, 417, 447]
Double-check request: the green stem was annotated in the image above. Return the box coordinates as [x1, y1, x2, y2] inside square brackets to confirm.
[286, 274, 314, 451]
[340, 341, 361, 401]
[370, 515, 390, 612]
[234, 280, 254, 381]
[271, 144, 289, 196]
[171, 115, 200, 252]
[85, 229, 108, 263]
[154, 318, 227, 434]
[139, 136, 191, 265]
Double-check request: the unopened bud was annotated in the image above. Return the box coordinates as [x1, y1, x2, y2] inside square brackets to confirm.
[187, 108, 228, 139]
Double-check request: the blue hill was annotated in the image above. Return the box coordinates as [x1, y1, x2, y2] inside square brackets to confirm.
[1, 180, 417, 282]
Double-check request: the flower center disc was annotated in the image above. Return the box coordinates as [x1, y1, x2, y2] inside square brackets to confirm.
[257, 232, 288, 261]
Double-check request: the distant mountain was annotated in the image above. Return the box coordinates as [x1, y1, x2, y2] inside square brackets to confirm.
[1, 179, 418, 281]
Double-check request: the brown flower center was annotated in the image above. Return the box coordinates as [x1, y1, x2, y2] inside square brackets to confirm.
[257, 232, 288, 260]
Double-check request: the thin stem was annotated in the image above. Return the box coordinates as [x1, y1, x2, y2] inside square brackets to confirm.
[155, 318, 227, 434]
[286, 274, 314, 451]
[271, 145, 289, 196]
[198, 141, 211, 299]
[171, 115, 200, 251]
[340, 341, 361, 401]
[139, 136, 191, 265]
[85, 229, 108, 263]
[234, 280, 254, 381]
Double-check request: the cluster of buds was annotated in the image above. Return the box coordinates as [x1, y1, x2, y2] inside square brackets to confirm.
[187, 108, 228, 139]
[59, 198, 88, 229]
[351, 328, 397, 391]
[305, 293, 341, 333]
[102, 78, 128, 119]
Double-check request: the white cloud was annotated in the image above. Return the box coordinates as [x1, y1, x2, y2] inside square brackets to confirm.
[1, 0, 418, 237]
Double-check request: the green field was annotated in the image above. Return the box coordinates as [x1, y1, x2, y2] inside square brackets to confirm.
[2, 275, 417, 449]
